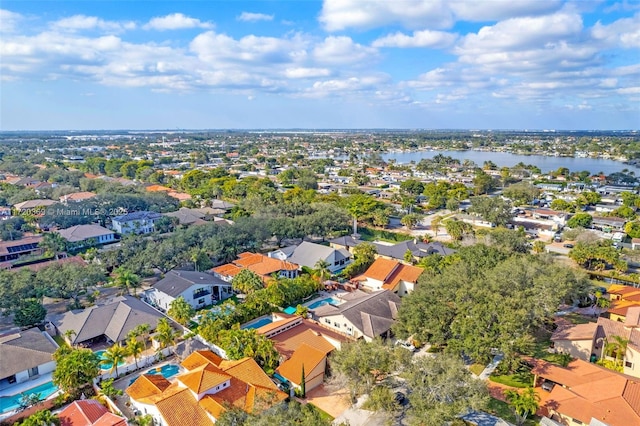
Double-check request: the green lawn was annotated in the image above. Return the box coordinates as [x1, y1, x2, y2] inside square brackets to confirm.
[489, 371, 534, 388]
[53, 334, 67, 347]
[486, 398, 539, 426]
[563, 312, 596, 325]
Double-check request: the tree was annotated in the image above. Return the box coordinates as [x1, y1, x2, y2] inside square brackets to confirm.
[232, 269, 264, 294]
[153, 318, 178, 353]
[405, 354, 489, 425]
[444, 219, 473, 241]
[532, 241, 546, 254]
[113, 267, 141, 296]
[404, 249, 414, 264]
[101, 343, 127, 377]
[473, 170, 497, 195]
[624, 221, 640, 238]
[567, 213, 593, 229]
[100, 377, 123, 399]
[127, 335, 144, 369]
[605, 335, 629, 368]
[17, 409, 60, 426]
[504, 387, 540, 426]
[40, 232, 67, 258]
[431, 215, 443, 236]
[401, 213, 422, 229]
[342, 193, 380, 237]
[167, 296, 195, 326]
[52, 347, 100, 397]
[468, 196, 512, 226]
[313, 259, 331, 282]
[300, 364, 306, 398]
[132, 323, 151, 352]
[503, 183, 540, 206]
[13, 298, 47, 328]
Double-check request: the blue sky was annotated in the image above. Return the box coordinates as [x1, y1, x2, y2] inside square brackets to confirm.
[1, 0, 639, 130]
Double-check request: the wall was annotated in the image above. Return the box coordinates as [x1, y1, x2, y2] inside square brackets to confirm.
[553, 339, 593, 361]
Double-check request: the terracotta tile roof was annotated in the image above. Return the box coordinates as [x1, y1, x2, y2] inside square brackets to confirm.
[59, 399, 127, 426]
[125, 374, 172, 401]
[211, 263, 242, 277]
[218, 357, 278, 391]
[551, 322, 597, 341]
[271, 328, 337, 359]
[386, 263, 423, 288]
[181, 350, 223, 370]
[255, 316, 301, 335]
[178, 364, 231, 394]
[533, 358, 640, 426]
[362, 258, 399, 281]
[155, 387, 213, 426]
[609, 300, 640, 317]
[232, 252, 299, 276]
[276, 343, 326, 385]
[146, 185, 172, 192]
[60, 192, 97, 202]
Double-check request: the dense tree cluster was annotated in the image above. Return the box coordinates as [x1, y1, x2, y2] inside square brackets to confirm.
[394, 245, 591, 365]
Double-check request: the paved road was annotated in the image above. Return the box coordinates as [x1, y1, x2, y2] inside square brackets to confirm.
[479, 354, 504, 380]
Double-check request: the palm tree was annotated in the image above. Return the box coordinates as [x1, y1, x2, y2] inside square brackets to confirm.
[127, 336, 144, 369]
[101, 343, 127, 377]
[313, 259, 331, 282]
[153, 318, 178, 354]
[63, 329, 77, 347]
[504, 387, 540, 426]
[132, 323, 151, 352]
[114, 267, 141, 296]
[605, 335, 629, 368]
[23, 409, 59, 426]
[431, 215, 443, 237]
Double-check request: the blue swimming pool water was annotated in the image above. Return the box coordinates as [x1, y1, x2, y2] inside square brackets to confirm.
[129, 363, 181, 385]
[95, 350, 126, 370]
[283, 306, 297, 315]
[307, 297, 338, 310]
[241, 317, 273, 330]
[0, 381, 59, 414]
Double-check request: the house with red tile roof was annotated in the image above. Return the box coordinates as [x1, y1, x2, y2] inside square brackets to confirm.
[532, 358, 640, 426]
[212, 252, 299, 284]
[353, 257, 424, 296]
[126, 350, 287, 426]
[58, 399, 127, 426]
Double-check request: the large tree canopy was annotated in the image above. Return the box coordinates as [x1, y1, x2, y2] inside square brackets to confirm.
[394, 245, 591, 363]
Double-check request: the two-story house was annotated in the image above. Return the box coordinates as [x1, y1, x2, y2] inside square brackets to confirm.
[146, 270, 232, 311]
[111, 211, 162, 235]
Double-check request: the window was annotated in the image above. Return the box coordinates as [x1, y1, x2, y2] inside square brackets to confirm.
[626, 361, 633, 368]
[572, 419, 583, 425]
[334, 322, 341, 328]
[28, 366, 39, 377]
[198, 298, 205, 305]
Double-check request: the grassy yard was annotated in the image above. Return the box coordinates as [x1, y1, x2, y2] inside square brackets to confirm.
[53, 334, 67, 347]
[563, 312, 596, 325]
[489, 371, 534, 388]
[486, 398, 539, 426]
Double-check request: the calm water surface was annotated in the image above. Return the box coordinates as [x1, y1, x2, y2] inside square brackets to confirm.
[381, 150, 634, 175]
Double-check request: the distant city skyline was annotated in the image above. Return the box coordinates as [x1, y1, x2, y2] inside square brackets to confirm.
[1, 0, 639, 130]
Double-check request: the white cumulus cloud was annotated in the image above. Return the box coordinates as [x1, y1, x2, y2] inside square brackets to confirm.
[237, 12, 274, 22]
[144, 13, 213, 31]
[51, 15, 135, 33]
[372, 30, 457, 48]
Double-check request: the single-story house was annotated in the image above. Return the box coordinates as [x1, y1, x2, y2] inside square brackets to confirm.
[313, 290, 401, 341]
[592, 216, 627, 232]
[0, 235, 43, 263]
[146, 270, 232, 311]
[126, 350, 287, 426]
[49, 295, 166, 347]
[59, 192, 97, 204]
[58, 399, 127, 426]
[212, 252, 299, 284]
[56, 224, 115, 249]
[372, 239, 455, 263]
[111, 211, 162, 235]
[163, 208, 208, 227]
[0, 328, 57, 389]
[13, 199, 57, 214]
[531, 358, 640, 426]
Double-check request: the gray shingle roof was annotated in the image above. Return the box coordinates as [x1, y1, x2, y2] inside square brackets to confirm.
[154, 270, 228, 298]
[112, 211, 162, 222]
[0, 328, 57, 378]
[315, 290, 401, 339]
[49, 296, 165, 345]
[374, 240, 455, 260]
[288, 241, 343, 269]
[57, 224, 114, 242]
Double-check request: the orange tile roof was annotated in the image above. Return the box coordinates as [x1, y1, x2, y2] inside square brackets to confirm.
[533, 358, 640, 426]
[609, 300, 640, 317]
[386, 263, 423, 288]
[155, 388, 214, 426]
[362, 258, 399, 281]
[168, 191, 192, 201]
[58, 399, 127, 426]
[181, 350, 223, 371]
[178, 364, 231, 394]
[271, 328, 337, 359]
[146, 185, 172, 192]
[218, 357, 278, 391]
[232, 252, 298, 276]
[126, 374, 172, 400]
[255, 316, 301, 335]
[275, 343, 326, 385]
[212, 263, 242, 277]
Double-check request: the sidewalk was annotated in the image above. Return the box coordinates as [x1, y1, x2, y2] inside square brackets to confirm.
[479, 354, 503, 380]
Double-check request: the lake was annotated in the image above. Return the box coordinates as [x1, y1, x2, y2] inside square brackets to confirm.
[381, 150, 634, 175]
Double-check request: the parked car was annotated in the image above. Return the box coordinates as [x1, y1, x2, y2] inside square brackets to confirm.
[563, 243, 574, 248]
[394, 392, 408, 405]
[395, 340, 416, 352]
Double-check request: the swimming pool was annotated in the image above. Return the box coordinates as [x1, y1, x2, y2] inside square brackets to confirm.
[129, 363, 181, 385]
[95, 350, 126, 370]
[307, 297, 339, 310]
[283, 306, 297, 315]
[241, 317, 273, 330]
[0, 381, 59, 414]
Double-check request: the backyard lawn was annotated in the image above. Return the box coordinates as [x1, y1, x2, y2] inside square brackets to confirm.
[489, 371, 533, 388]
[487, 398, 539, 426]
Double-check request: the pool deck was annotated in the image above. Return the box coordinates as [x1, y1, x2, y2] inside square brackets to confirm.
[0, 373, 55, 398]
[303, 291, 349, 310]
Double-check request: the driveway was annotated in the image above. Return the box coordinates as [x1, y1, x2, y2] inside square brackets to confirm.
[304, 383, 351, 419]
[332, 395, 389, 426]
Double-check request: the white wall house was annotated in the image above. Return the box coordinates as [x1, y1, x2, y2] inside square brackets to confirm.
[147, 270, 232, 311]
[0, 328, 57, 389]
[112, 211, 162, 235]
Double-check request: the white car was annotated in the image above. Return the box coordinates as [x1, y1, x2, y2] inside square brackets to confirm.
[395, 340, 417, 352]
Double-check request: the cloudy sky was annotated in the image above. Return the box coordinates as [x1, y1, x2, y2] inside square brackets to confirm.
[1, 0, 639, 130]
